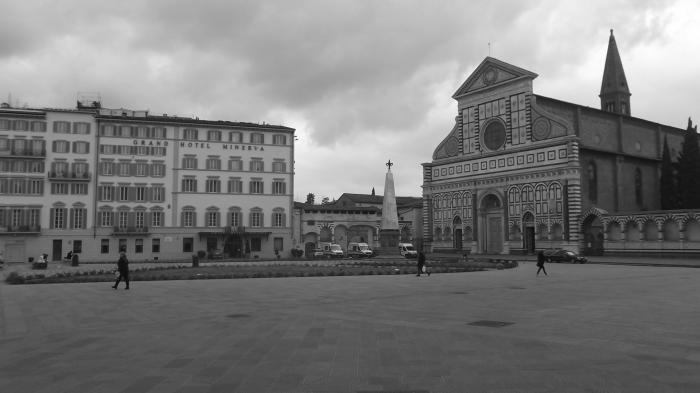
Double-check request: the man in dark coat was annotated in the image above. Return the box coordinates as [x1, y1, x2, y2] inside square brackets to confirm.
[536, 250, 548, 276]
[416, 251, 430, 277]
[112, 248, 130, 289]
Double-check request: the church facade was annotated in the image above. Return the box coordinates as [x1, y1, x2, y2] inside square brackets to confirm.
[422, 31, 697, 256]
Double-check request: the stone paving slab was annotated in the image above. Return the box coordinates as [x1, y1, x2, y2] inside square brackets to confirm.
[1, 263, 700, 392]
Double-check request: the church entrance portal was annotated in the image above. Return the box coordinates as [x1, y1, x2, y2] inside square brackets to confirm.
[453, 216, 463, 250]
[523, 212, 535, 254]
[480, 194, 503, 254]
[583, 215, 604, 256]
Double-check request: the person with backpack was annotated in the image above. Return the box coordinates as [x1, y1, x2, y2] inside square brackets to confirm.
[112, 248, 130, 290]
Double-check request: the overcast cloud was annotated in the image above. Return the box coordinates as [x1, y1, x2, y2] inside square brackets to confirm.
[1, 0, 698, 201]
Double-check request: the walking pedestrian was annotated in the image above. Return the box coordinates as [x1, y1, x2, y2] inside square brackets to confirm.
[417, 251, 430, 277]
[536, 250, 547, 276]
[112, 248, 130, 290]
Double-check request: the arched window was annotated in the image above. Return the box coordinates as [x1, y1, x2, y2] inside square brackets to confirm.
[635, 167, 643, 206]
[588, 162, 597, 203]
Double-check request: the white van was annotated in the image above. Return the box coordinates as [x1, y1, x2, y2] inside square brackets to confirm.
[398, 243, 418, 258]
[347, 242, 374, 258]
[318, 242, 344, 258]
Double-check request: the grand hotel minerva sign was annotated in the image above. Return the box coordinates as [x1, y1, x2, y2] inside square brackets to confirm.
[131, 139, 265, 151]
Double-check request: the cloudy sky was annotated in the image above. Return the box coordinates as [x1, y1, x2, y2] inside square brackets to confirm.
[1, 0, 698, 201]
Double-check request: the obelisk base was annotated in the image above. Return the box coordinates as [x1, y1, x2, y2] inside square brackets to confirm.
[376, 229, 401, 256]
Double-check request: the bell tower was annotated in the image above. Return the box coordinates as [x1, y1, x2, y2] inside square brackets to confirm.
[599, 29, 631, 115]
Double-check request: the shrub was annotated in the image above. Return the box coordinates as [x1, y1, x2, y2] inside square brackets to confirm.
[6, 272, 25, 284]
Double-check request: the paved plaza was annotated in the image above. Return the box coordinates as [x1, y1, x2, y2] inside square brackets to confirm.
[1, 261, 699, 393]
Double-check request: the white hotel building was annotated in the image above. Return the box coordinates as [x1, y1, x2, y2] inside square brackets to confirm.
[0, 101, 295, 263]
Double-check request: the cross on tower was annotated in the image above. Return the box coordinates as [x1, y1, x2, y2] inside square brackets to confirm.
[386, 159, 393, 171]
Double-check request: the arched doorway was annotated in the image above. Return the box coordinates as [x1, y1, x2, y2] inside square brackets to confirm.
[480, 193, 503, 254]
[582, 215, 604, 256]
[453, 216, 463, 250]
[523, 212, 535, 254]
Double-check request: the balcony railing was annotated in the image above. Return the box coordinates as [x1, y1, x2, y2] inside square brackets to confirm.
[48, 171, 92, 181]
[0, 225, 41, 235]
[111, 226, 149, 236]
[0, 149, 46, 158]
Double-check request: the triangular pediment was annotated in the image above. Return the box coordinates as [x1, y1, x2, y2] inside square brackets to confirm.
[453, 57, 538, 99]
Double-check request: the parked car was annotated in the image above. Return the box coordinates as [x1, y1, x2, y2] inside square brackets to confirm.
[208, 249, 224, 259]
[347, 242, 374, 258]
[542, 249, 587, 264]
[312, 249, 325, 259]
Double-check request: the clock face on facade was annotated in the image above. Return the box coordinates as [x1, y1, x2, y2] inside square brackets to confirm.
[482, 120, 506, 151]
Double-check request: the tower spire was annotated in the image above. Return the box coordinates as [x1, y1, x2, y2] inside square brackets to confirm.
[600, 29, 631, 115]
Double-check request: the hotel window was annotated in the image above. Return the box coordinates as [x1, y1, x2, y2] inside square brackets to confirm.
[53, 121, 70, 134]
[71, 183, 88, 195]
[100, 161, 114, 176]
[28, 208, 40, 227]
[118, 185, 129, 201]
[151, 162, 165, 177]
[135, 186, 147, 201]
[135, 162, 148, 176]
[152, 238, 160, 253]
[52, 207, 66, 229]
[228, 157, 243, 171]
[152, 127, 166, 138]
[182, 156, 197, 169]
[100, 144, 115, 154]
[205, 178, 221, 193]
[229, 209, 241, 227]
[272, 180, 286, 195]
[73, 141, 89, 154]
[73, 208, 85, 229]
[29, 179, 43, 195]
[207, 130, 222, 141]
[11, 209, 21, 227]
[135, 238, 143, 253]
[12, 160, 26, 172]
[52, 140, 69, 153]
[119, 238, 127, 252]
[51, 183, 69, 195]
[118, 126, 132, 137]
[182, 209, 195, 227]
[101, 125, 115, 136]
[151, 146, 166, 156]
[182, 177, 197, 192]
[206, 157, 221, 170]
[73, 122, 91, 135]
[250, 133, 264, 144]
[73, 162, 88, 178]
[229, 132, 242, 143]
[183, 128, 198, 140]
[14, 120, 28, 131]
[118, 162, 131, 176]
[151, 186, 165, 202]
[249, 180, 264, 194]
[249, 159, 264, 172]
[272, 210, 285, 227]
[99, 185, 114, 201]
[31, 140, 45, 155]
[11, 179, 24, 194]
[272, 134, 286, 145]
[135, 126, 149, 138]
[0, 138, 9, 153]
[206, 209, 220, 227]
[118, 145, 133, 155]
[29, 161, 44, 173]
[136, 146, 149, 156]
[0, 119, 10, 130]
[101, 239, 110, 254]
[151, 211, 162, 227]
[227, 178, 242, 193]
[135, 211, 145, 228]
[100, 210, 113, 227]
[12, 139, 27, 155]
[272, 160, 286, 172]
[249, 210, 262, 227]
[118, 211, 129, 228]
[32, 121, 46, 132]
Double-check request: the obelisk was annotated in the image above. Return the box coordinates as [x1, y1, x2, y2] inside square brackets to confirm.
[378, 160, 400, 254]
